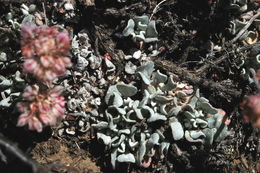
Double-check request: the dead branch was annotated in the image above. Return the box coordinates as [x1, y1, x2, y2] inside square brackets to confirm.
[0, 136, 40, 173]
[196, 41, 260, 75]
[149, 0, 168, 21]
[231, 12, 260, 43]
[151, 57, 242, 101]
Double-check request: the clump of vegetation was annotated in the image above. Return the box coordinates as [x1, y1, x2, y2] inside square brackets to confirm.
[16, 25, 71, 132]
[93, 61, 229, 168]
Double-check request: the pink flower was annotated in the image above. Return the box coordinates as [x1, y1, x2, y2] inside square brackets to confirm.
[240, 94, 260, 128]
[17, 85, 66, 132]
[140, 157, 152, 168]
[22, 85, 39, 100]
[21, 25, 72, 84]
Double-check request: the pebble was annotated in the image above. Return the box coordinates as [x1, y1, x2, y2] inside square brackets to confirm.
[90, 109, 99, 117]
[58, 128, 64, 136]
[105, 58, 116, 72]
[78, 120, 85, 127]
[5, 13, 12, 21]
[99, 78, 107, 86]
[21, 4, 29, 11]
[29, 4, 37, 13]
[133, 50, 142, 59]
[0, 52, 7, 62]
[124, 55, 132, 60]
[64, 3, 74, 11]
[63, 121, 70, 126]
[65, 128, 76, 135]
[125, 61, 137, 74]
[150, 50, 160, 57]
[21, 8, 29, 16]
[94, 97, 101, 106]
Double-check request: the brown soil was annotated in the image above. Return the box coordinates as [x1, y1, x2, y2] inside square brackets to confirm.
[31, 138, 101, 173]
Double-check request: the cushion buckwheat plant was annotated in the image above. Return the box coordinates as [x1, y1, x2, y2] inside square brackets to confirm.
[17, 25, 72, 132]
[21, 25, 72, 83]
[17, 85, 66, 132]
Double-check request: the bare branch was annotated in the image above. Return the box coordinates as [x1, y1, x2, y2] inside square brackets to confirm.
[231, 12, 260, 43]
[0, 136, 40, 173]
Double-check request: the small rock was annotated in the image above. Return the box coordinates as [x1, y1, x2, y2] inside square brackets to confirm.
[21, 8, 29, 15]
[29, 4, 37, 13]
[65, 128, 76, 135]
[125, 61, 137, 74]
[150, 50, 159, 57]
[64, 3, 74, 11]
[0, 52, 7, 62]
[63, 121, 70, 126]
[133, 50, 142, 59]
[213, 45, 222, 51]
[78, 120, 85, 127]
[58, 128, 64, 136]
[5, 13, 12, 21]
[93, 97, 101, 106]
[21, 4, 29, 11]
[124, 55, 132, 60]
[105, 58, 116, 72]
[90, 109, 99, 117]
[98, 78, 107, 86]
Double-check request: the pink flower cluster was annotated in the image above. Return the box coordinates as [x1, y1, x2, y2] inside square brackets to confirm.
[240, 94, 260, 128]
[21, 25, 72, 83]
[17, 85, 66, 132]
[17, 25, 71, 132]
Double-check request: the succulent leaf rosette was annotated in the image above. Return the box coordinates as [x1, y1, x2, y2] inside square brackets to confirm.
[227, 1, 260, 79]
[122, 15, 158, 43]
[92, 61, 229, 168]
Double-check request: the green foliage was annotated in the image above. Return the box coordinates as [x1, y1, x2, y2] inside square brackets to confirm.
[92, 61, 228, 168]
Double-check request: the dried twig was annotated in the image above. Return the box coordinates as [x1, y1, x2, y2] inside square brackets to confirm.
[149, 0, 168, 21]
[0, 136, 40, 173]
[42, 1, 48, 25]
[195, 54, 228, 75]
[0, 27, 12, 32]
[151, 57, 242, 101]
[195, 41, 260, 75]
[231, 12, 260, 43]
